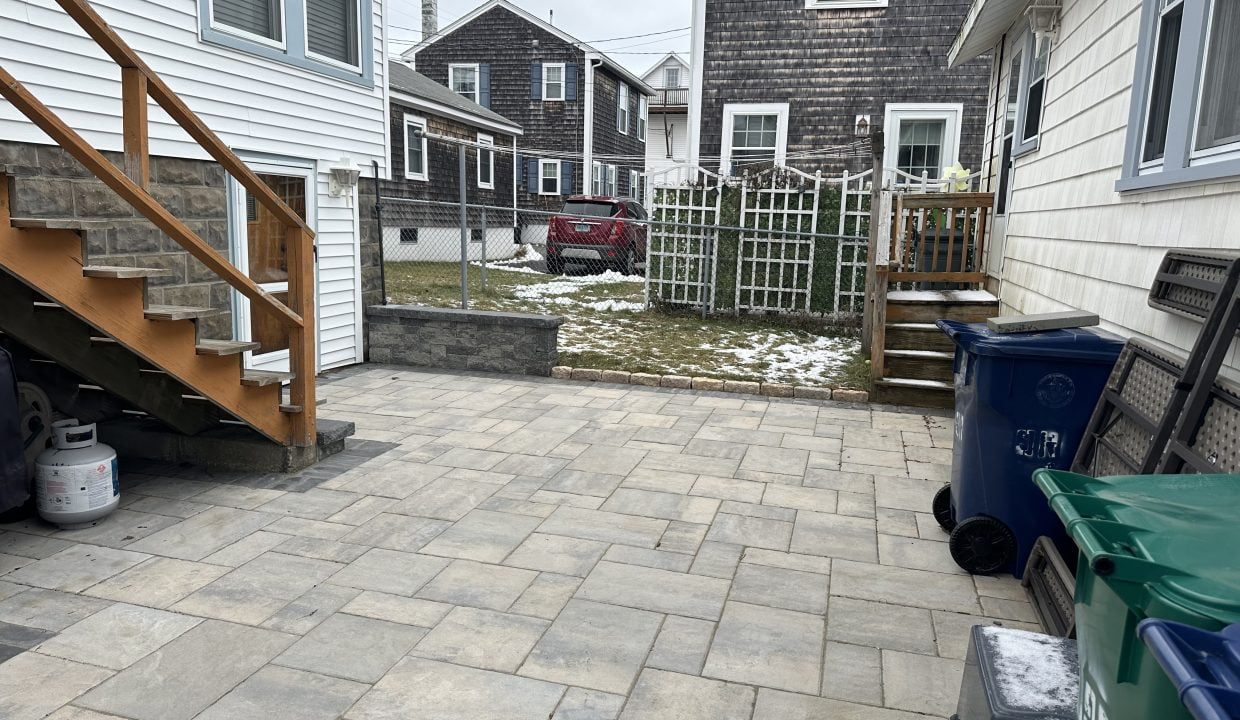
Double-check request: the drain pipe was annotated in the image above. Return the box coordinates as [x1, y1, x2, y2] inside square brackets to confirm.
[372, 159, 385, 306]
[582, 52, 601, 191]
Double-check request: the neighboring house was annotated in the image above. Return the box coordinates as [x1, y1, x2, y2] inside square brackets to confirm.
[950, 0, 1240, 374]
[0, 0, 388, 373]
[405, 0, 656, 226]
[382, 61, 523, 262]
[686, 0, 992, 178]
[642, 53, 691, 187]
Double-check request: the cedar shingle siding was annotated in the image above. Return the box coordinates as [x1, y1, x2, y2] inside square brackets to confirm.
[414, 6, 647, 208]
[700, 0, 991, 175]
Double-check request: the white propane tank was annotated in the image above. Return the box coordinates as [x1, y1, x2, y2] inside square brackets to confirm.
[35, 419, 119, 529]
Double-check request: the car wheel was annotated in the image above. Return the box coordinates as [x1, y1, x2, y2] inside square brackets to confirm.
[546, 256, 564, 275]
[620, 247, 638, 277]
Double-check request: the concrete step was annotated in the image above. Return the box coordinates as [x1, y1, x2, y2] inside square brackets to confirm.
[885, 322, 955, 352]
[874, 377, 954, 409]
[884, 349, 954, 382]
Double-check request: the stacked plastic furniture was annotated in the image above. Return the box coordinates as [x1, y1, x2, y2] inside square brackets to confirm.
[1139, 620, 1240, 720]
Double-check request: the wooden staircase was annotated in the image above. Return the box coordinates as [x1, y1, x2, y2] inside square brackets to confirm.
[866, 190, 998, 408]
[0, 0, 316, 447]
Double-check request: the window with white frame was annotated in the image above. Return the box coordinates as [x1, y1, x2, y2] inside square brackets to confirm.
[1121, 0, 1240, 189]
[607, 165, 617, 196]
[477, 133, 494, 189]
[539, 159, 560, 195]
[996, 48, 1023, 215]
[804, 0, 888, 9]
[1005, 30, 1051, 157]
[543, 63, 565, 101]
[450, 64, 479, 103]
[638, 96, 648, 140]
[204, 0, 372, 82]
[592, 162, 604, 195]
[664, 66, 681, 88]
[629, 170, 640, 198]
[883, 104, 962, 181]
[305, 0, 359, 67]
[404, 114, 428, 181]
[618, 83, 631, 134]
[721, 103, 789, 173]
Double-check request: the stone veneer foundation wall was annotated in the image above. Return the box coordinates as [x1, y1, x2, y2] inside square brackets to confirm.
[0, 140, 233, 339]
[367, 305, 562, 376]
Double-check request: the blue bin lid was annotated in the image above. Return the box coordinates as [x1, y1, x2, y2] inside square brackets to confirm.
[936, 320, 1126, 361]
[1138, 619, 1240, 720]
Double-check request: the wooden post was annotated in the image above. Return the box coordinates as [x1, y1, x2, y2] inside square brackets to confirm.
[287, 226, 316, 447]
[861, 130, 883, 355]
[120, 67, 149, 188]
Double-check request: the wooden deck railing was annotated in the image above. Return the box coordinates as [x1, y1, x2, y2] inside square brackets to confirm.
[0, 0, 316, 447]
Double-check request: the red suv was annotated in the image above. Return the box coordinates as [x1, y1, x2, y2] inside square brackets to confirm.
[546, 196, 648, 275]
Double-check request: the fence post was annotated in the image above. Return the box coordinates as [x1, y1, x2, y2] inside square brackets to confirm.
[459, 145, 468, 310]
[862, 130, 884, 352]
[481, 205, 488, 291]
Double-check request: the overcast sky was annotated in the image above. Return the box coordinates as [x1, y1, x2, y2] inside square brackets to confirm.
[387, 0, 691, 75]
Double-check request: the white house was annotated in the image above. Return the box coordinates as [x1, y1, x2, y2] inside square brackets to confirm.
[950, 0, 1240, 373]
[0, 0, 389, 373]
[641, 53, 691, 188]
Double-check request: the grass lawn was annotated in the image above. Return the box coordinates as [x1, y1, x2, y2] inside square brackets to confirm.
[384, 260, 867, 389]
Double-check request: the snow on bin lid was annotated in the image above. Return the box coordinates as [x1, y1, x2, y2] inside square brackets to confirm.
[936, 320, 1126, 361]
[979, 626, 1079, 715]
[1035, 470, 1240, 623]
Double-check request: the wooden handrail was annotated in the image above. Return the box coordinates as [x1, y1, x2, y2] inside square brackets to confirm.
[0, 0, 319, 446]
[886, 191, 993, 281]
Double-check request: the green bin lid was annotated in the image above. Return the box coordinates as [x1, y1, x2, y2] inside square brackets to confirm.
[1034, 469, 1240, 624]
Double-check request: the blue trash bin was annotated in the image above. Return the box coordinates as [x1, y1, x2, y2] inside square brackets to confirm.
[1139, 620, 1240, 720]
[933, 321, 1124, 575]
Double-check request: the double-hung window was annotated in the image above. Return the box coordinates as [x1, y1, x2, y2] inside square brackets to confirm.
[638, 96, 648, 140]
[1006, 30, 1051, 157]
[618, 83, 631, 134]
[404, 114, 428, 182]
[1121, 0, 1240, 189]
[450, 64, 479, 103]
[664, 67, 680, 89]
[203, 0, 371, 83]
[592, 162, 604, 195]
[477, 133, 494, 190]
[629, 170, 640, 199]
[607, 165, 618, 196]
[996, 48, 1023, 215]
[543, 63, 565, 101]
[540, 160, 560, 195]
[883, 103, 962, 183]
[721, 103, 789, 174]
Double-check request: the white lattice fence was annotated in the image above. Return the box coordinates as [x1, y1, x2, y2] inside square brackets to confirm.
[645, 170, 723, 312]
[733, 168, 822, 315]
[834, 169, 871, 315]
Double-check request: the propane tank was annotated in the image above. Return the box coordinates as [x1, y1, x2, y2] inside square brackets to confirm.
[35, 419, 119, 529]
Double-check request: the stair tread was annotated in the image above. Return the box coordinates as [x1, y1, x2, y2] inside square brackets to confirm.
[886, 289, 998, 304]
[884, 349, 954, 359]
[876, 377, 953, 390]
[241, 370, 293, 387]
[196, 339, 260, 356]
[886, 322, 941, 330]
[10, 217, 111, 231]
[83, 265, 173, 279]
[144, 305, 224, 321]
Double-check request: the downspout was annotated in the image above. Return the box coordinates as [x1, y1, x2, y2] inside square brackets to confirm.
[512, 134, 519, 242]
[582, 52, 601, 193]
[687, 0, 706, 169]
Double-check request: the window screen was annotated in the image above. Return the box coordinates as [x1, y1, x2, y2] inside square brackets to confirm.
[1144, 0, 1183, 162]
[1195, 0, 1240, 152]
[214, 0, 281, 41]
[896, 119, 946, 178]
[306, 0, 358, 65]
[1022, 35, 1051, 142]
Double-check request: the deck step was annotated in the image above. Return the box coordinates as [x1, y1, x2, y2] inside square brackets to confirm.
[885, 322, 955, 352]
[241, 370, 293, 387]
[886, 296, 999, 324]
[9, 217, 110, 232]
[83, 265, 173, 279]
[196, 339, 260, 356]
[874, 377, 954, 409]
[884, 349, 955, 382]
[144, 305, 223, 321]
[279, 404, 304, 414]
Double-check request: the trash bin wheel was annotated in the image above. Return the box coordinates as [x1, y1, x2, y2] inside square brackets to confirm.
[949, 516, 1016, 575]
[932, 484, 955, 532]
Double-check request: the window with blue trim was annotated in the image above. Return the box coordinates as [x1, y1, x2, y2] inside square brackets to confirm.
[200, 0, 373, 86]
[1120, 0, 1240, 191]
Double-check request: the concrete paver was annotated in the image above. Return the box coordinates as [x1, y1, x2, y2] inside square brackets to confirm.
[0, 365, 1041, 720]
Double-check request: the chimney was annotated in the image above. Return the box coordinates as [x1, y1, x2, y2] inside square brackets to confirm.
[422, 0, 438, 42]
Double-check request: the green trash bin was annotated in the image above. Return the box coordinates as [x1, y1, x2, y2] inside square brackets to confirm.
[1033, 470, 1240, 720]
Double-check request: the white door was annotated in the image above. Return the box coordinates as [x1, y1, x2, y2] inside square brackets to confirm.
[228, 158, 318, 374]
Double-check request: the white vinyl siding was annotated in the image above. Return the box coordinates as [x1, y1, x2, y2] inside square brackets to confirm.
[645, 113, 689, 177]
[0, 0, 386, 370]
[978, 0, 1240, 377]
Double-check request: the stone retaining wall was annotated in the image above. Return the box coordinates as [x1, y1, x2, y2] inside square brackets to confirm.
[367, 305, 562, 376]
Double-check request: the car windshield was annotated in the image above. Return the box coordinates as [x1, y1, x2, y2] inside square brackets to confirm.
[562, 201, 619, 218]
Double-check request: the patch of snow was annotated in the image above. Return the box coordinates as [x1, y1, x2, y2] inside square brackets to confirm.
[704, 332, 856, 385]
[471, 262, 544, 275]
[582, 300, 645, 312]
[981, 627, 1077, 712]
[513, 270, 644, 300]
[881, 377, 951, 388]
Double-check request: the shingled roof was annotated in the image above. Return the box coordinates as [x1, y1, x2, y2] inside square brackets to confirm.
[388, 61, 523, 135]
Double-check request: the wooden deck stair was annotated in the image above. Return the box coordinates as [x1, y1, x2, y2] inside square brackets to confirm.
[872, 290, 999, 407]
[0, 0, 317, 448]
